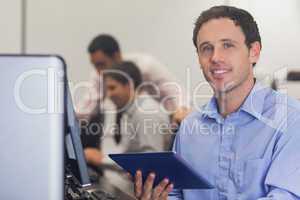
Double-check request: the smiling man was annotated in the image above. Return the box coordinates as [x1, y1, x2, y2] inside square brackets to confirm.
[132, 5, 300, 200]
[104, 61, 171, 153]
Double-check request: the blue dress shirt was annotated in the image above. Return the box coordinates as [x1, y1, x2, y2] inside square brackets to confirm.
[169, 82, 300, 200]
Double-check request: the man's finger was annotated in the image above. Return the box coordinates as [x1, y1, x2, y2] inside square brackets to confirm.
[134, 170, 143, 198]
[142, 173, 155, 199]
[160, 184, 173, 199]
[160, 183, 173, 200]
[152, 178, 169, 199]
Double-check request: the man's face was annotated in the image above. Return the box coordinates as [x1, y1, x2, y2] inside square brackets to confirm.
[90, 50, 115, 74]
[196, 18, 260, 93]
[105, 77, 132, 110]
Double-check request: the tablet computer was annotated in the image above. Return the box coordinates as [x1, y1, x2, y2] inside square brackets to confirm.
[109, 151, 214, 189]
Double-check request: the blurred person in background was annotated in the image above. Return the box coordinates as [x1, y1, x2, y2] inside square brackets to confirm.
[77, 34, 191, 167]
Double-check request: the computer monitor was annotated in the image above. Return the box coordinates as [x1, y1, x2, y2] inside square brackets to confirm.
[65, 81, 91, 187]
[0, 55, 65, 200]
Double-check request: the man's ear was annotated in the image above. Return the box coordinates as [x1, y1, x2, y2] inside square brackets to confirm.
[125, 83, 135, 101]
[249, 41, 261, 65]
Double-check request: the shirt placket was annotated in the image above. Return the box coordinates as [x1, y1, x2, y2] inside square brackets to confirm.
[217, 119, 235, 200]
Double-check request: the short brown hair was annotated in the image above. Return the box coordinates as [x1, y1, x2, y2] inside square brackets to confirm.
[193, 6, 261, 50]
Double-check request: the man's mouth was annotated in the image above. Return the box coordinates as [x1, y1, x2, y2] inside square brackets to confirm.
[211, 69, 231, 78]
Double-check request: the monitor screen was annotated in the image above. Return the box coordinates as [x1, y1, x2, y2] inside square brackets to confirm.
[65, 81, 91, 187]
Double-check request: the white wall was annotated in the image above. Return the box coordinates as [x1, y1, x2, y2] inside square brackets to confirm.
[25, 0, 224, 91]
[2, 0, 300, 97]
[0, 0, 21, 53]
[229, 0, 300, 82]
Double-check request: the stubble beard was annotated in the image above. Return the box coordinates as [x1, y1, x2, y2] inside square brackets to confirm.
[204, 69, 252, 112]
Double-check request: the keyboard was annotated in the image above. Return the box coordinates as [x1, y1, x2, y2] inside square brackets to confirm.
[90, 190, 116, 200]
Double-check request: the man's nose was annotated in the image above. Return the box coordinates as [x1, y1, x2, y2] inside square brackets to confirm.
[211, 48, 224, 63]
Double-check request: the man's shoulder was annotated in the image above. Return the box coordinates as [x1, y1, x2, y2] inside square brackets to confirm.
[136, 94, 161, 109]
[123, 53, 155, 71]
[123, 52, 155, 63]
[264, 89, 300, 115]
[261, 89, 300, 132]
[123, 52, 174, 78]
[181, 110, 205, 125]
[262, 90, 300, 148]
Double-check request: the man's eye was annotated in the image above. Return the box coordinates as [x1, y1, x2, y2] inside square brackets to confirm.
[224, 42, 234, 49]
[201, 46, 213, 53]
[94, 62, 106, 69]
[108, 86, 115, 90]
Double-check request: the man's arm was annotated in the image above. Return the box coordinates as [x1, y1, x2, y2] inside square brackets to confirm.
[84, 148, 103, 166]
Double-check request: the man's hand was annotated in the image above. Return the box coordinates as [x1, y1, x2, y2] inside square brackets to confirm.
[172, 106, 192, 125]
[133, 170, 173, 200]
[84, 148, 104, 166]
[170, 106, 192, 132]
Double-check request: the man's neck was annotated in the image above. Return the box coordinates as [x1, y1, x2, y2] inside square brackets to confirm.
[216, 78, 255, 118]
[120, 91, 137, 112]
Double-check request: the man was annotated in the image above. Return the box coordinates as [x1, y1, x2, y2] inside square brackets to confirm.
[133, 6, 300, 200]
[104, 61, 170, 152]
[79, 34, 190, 166]
[77, 34, 190, 117]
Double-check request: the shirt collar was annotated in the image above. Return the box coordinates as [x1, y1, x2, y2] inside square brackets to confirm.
[240, 82, 270, 120]
[123, 94, 147, 118]
[123, 100, 136, 118]
[201, 96, 219, 119]
[200, 81, 270, 120]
